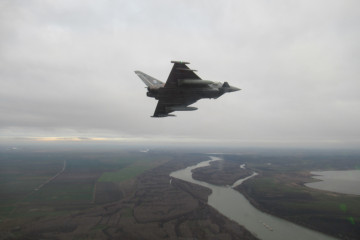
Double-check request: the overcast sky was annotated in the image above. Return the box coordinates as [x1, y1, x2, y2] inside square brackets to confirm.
[1, 0, 359, 148]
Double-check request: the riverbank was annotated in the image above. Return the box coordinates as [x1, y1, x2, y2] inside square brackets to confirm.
[173, 156, 338, 240]
[235, 182, 327, 235]
[236, 173, 360, 240]
[190, 155, 360, 239]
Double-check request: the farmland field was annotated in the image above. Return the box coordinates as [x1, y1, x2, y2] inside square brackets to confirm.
[0, 149, 166, 223]
[98, 163, 153, 182]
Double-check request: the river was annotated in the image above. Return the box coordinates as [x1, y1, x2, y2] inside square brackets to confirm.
[306, 170, 360, 195]
[170, 156, 338, 240]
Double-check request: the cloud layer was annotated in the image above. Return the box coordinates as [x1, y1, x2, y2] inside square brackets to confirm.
[1, 0, 360, 147]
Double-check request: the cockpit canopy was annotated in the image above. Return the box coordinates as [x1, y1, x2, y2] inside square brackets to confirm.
[209, 82, 223, 88]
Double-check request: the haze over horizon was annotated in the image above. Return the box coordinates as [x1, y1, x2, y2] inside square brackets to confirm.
[1, 0, 360, 148]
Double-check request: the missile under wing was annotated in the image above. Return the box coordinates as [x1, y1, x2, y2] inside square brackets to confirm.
[135, 61, 240, 117]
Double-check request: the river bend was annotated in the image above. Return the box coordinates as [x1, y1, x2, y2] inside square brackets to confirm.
[170, 156, 337, 240]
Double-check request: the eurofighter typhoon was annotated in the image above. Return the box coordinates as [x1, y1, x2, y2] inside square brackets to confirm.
[135, 61, 240, 117]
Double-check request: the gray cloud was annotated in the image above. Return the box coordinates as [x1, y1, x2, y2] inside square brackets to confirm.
[1, 0, 360, 147]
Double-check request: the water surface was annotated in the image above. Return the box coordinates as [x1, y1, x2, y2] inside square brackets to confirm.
[306, 170, 360, 195]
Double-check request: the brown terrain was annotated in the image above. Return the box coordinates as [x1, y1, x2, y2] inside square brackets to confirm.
[3, 156, 258, 240]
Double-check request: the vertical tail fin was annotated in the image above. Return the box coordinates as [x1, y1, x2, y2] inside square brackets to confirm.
[135, 71, 164, 88]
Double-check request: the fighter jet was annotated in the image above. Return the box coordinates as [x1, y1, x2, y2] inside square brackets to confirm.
[135, 61, 240, 117]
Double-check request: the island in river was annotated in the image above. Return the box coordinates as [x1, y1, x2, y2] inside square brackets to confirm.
[191, 152, 360, 240]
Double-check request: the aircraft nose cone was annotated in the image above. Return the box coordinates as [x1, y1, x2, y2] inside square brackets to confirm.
[229, 86, 241, 92]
